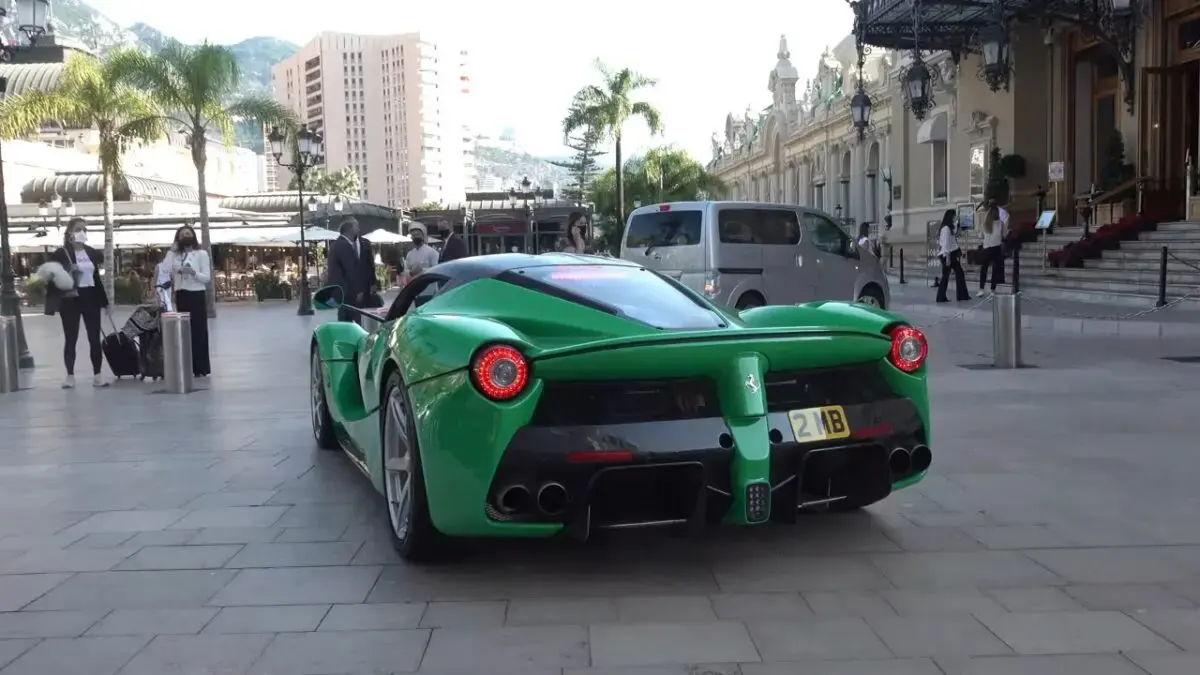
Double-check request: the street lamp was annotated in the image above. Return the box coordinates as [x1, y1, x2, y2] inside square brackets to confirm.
[835, 204, 843, 220]
[979, 17, 1012, 92]
[900, 55, 935, 121]
[1, 24, 50, 369]
[268, 124, 324, 316]
[850, 85, 872, 141]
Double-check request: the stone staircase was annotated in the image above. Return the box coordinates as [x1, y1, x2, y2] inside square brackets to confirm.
[1001, 220, 1200, 307]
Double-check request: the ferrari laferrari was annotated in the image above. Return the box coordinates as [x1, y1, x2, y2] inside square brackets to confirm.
[309, 253, 932, 560]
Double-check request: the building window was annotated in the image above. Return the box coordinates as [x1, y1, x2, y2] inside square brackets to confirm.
[969, 142, 988, 198]
[930, 141, 948, 202]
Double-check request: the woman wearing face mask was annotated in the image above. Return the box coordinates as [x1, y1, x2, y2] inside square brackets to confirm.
[164, 225, 212, 377]
[38, 218, 110, 388]
[562, 212, 588, 253]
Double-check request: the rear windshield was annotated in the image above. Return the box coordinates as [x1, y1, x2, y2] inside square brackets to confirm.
[624, 210, 702, 248]
[718, 209, 802, 245]
[518, 264, 724, 330]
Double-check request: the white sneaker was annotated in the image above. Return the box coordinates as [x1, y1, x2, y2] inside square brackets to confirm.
[62, 375, 75, 389]
[92, 374, 109, 388]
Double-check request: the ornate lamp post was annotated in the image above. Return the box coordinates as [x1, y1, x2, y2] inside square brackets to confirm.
[1, 11, 51, 369]
[268, 124, 324, 316]
[978, 2, 1012, 92]
[36, 192, 74, 235]
[901, 56, 935, 121]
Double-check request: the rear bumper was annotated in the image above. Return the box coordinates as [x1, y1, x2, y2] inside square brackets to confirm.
[476, 397, 928, 537]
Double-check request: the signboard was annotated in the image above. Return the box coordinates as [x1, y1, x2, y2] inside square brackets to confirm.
[1048, 161, 1065, 183]
[1035, 210, 1057, 230]
[956, 202, 976, 230]
[926, 220, 942, 270]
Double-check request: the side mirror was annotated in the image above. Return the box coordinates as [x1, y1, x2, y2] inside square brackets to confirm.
[312, 284, 345, 311]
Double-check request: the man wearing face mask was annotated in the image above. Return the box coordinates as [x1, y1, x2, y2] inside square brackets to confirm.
[404, 223, 439, 281]
[437, 218, 469, 263]
[326, 218, 378, 317]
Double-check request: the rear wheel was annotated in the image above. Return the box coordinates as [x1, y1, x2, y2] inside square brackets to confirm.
[310, 347, 337, 450]
[735, 292, 765, 310]
[381, 371, 444, 562]
[857, 285, 885, 309]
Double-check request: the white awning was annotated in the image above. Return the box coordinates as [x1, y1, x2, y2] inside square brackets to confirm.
[917, 111, 948, 144]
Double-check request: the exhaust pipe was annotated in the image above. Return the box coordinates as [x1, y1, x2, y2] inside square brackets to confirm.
[888, 448, 912, 477]
[536, 482, 569, 516]
[496, 485, 532, 515]
[910, 445, 932, 473]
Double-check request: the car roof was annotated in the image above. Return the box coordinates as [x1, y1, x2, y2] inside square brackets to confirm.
[431, 252, 639, 280]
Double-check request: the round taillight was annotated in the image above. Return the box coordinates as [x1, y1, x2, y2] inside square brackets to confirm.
[471, 345, 529, 401]
[888, 325, 928, 373]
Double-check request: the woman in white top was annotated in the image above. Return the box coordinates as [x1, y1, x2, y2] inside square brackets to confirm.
[37, 217, 111, 388]
[164, 225, 212, 377]
[977, 203, 1008, 293]
[935, 208, 971, 303]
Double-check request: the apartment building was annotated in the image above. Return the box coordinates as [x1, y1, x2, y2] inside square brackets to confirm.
[271, 31, 474, 207]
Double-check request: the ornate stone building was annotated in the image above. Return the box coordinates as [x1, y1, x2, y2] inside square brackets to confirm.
[707, 35, 895, 230]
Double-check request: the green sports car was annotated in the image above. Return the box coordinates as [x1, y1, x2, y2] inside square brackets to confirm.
[309, 253, 932, 561]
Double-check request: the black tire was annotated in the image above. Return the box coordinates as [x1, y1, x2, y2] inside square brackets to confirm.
[857, 285, 886, 309]
[735, 292, 766, 310]
[380, 371, 445, 562]
[310, 345, 337, 450]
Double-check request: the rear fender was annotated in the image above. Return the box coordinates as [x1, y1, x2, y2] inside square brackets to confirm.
[739, 301, 907, 332]
[392, 313, 532, 385]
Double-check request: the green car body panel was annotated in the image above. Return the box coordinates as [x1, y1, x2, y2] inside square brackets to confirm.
[311, 255, 930, 539]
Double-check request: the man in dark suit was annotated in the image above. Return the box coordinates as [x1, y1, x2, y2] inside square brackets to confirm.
[326, 218, 378, 320]
[437, 218, 469, 263]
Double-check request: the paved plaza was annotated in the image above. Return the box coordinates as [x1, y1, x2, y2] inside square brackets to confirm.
[1, 302, 1199, 674]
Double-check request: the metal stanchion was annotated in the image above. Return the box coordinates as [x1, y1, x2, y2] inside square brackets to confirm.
[992, 292, 1022, 369]
[0, 316, 18, 393]
[161, 312, 194, 394]
[899, 249, 906, 284]
[1156, 245, 1168, 308]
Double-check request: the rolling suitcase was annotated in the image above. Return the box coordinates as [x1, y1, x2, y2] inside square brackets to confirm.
[138, 331, 164, 381]
[101, 315, 140, 378]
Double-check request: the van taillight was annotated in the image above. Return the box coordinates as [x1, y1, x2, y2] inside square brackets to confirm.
[658, 204, 671, 212]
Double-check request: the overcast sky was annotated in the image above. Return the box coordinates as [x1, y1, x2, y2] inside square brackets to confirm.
[81, 0, 854, 162]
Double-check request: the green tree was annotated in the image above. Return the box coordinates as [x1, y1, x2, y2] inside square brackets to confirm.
[562, 60, 663, 224]
[549, 126, 606, 203]
[587, 147, 724, 255]
[416, 201, 444, 211]
[983, 146, 1010, 205]
[112, 41, 297, 315]
[288, 167, 360, 196]
[0, 51, 165, 300]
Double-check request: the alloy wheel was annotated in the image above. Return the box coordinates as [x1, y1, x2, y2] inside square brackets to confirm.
[310, 352, 325, 441]
[383, 388, 414, 542]
[857, 294, 882, 308]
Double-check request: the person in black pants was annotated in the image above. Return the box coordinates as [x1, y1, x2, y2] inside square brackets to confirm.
[935, 209, 971, 303]
[164, 225, 212, 377]
[977, 203, 1007, 293]
[41, 218, 111, 389]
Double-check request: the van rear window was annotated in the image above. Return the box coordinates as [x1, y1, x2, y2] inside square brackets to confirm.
[624, 210, 702, 248]
[718, 209, 801, 245]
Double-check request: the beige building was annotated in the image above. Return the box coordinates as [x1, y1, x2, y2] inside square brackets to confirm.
[271, 31, 474, 208]
[708, 36, 895, 231]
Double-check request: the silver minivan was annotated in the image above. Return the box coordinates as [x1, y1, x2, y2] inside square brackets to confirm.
[619, 201, 890, 310]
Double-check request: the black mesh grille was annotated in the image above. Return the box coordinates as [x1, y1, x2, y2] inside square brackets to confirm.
[531, 378, 719, 426]
[764, 363, 893, 413]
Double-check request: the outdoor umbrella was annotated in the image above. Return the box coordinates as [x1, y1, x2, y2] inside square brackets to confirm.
[362, 229, 409, 244]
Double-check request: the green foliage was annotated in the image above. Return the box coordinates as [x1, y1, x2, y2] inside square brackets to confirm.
[549, 127, 606, 203]
[417, 201, 445, 211]
[1099, 130, 1135, 190]
[21, 275, 45, 306]
[999, 153, 1026, 179]
[0, 50, 167, 301]
[984, 146, 1010, 205]
[253, 272, 293, 301]
[288, 167, 361, 196]
[587, 146, 724, 227]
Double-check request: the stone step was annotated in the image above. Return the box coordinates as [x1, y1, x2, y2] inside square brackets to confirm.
[1086, 259, 1200, 275]
[1036, 267, 1200, 286]
[1016, 274, 1198, 298]
[1137, 230, 1200, 242]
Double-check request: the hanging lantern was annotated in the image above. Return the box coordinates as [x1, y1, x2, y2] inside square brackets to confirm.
[902, 56, 934, 121]
[850, 85, 872, 141]
[979, 21, 1011, 92]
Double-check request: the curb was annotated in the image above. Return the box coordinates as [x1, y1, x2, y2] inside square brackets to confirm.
[891, 301, 1200, 338]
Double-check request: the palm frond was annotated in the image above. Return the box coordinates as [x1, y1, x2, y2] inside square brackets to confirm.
[0, 90, 76, 138]
[107, 46, 188, 111]
[630, 101, 664, 135]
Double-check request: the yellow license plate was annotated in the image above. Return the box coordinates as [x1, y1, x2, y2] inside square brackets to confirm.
[788, 405, 851, 443]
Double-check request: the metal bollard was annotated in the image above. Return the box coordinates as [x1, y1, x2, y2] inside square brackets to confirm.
[161, 312, 194, 394]
[1156, 245, 1168, 308]
[0, 316, 18, 393]
[899, 249, 907, 284]
[992, 292, 1022, 369]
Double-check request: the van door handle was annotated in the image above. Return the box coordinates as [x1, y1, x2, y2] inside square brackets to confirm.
[652, 253, 662, 260]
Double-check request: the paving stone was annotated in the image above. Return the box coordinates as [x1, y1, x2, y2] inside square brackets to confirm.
[744, 618, 889, 662]
[982, 587, 1084, 613]
[187, 527, 285, 545]
[0, 610, 106, 639]
[615, 596, 717, 623]
[0, 640, 38, 670]
[740, 659, 943, 675]
[58, 510, 188, 536]
[117, 633, 273, 675]
[567, 666, 741, 675]
[25, 570, 238, 611]
[318, 602, 427, 631]
[123, 530, 197, 547]
[0, 636, 150, 675]
[709, 593, 814, 620]
[712, 555, 893, 593]
[223, 541, 362, 568]
[932, 654, 1148, 675]
[881, 588, 1009, 615]
[504, 598, 619, 626]
[867, 614, 1012, 657]
[1129, 609, 1200, 650]
[1025, 548, 1196, 584]
[421, 625, 587, 670]
[963, 526, 1073, 550]
[870, 551, 1063, 589]
[273, 526, 348, 543]
[1063, 584, 1196, 610]
[883, 526, 985, 552]
[207, 566, 383, 606]
[801, 591, 897, 618]
[203, 604, 330, 633]
[419, 601, 507, 628]
[0, 547, 138, 573]
[115, 545, 242, 570]
[69, 533, 137, 549]
[1124, 651, 1200, 675]
[250, 629, 430, 673]
[0, 573, 73, 611]
[588, 622, 756, 668]
[184, 490, 279, 509]
[169, 506, 290, 530]
[975, 610, 1179, 654]
[85, 608, 219, 636]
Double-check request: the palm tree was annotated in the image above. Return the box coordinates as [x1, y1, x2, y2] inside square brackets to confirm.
[289, 167, 360, 197]
[111, 41, 297, 315]
[562, 60, 663, 224]
[0, 51, 165, 300]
